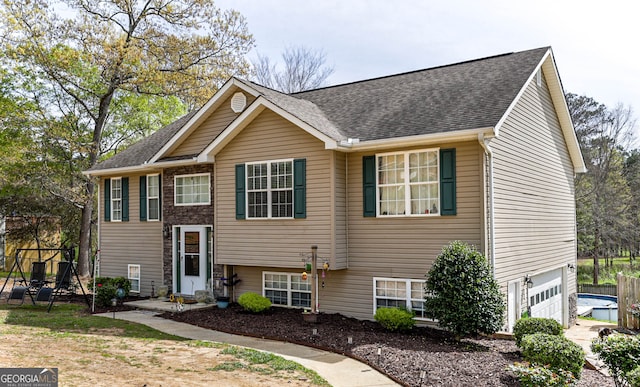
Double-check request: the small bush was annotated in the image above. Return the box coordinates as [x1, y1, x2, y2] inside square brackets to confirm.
[91, 277, 132, 307]
[424, 241, 505, 339]
[513, 317, 563, 347]
[374, 307, 415, 332]
[591, 334, 640, 386]
[237, 292, 271, 313]
[509, 362, 577, 386]
[521, 333, 584, 378]
[627, 366, 640, 387]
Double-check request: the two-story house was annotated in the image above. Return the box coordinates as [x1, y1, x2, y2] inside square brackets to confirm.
[85, 47, 585, 331]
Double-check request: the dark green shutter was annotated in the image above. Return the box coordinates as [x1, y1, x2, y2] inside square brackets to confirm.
[235, 164, 246, 219]
[122, 177, 129, 221]
[440, 149, 456, 215]
[293, 158, 306, 218]
[363, 155, 376, 217]
[104, 178, 111, 221]
[158, 174, 162, 221]
[139, 176, 147, 221]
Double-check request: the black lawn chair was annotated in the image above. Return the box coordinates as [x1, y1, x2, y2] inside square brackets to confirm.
[7, 262, 51, 305]
[35, 261, 74, 302]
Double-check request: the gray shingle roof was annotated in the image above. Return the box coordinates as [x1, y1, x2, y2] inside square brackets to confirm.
[88, 47, 549, 172]
[88, 110, 197, 171]
[293, 47, 549, 141]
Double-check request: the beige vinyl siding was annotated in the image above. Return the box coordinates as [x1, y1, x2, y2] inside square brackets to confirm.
[99, 173, 163, 296]
[333, 151, 348, 268]
[491, 74, 577, 295]
[169, 92, 257, 157]
[215, 110, 346, 269]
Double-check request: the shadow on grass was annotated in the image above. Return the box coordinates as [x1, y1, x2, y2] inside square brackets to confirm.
[0, 303, 187, 341]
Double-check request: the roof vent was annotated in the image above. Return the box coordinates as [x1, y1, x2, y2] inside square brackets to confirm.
[231, 92, 247, 113]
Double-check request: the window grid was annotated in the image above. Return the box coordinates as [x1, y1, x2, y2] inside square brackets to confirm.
[247, 160, 293, 219]
[175, 174, 210, 205]
[147, 174, 160, 220]
[128, 264, 140, 293]
[377, 150, 439, 216]
[263, 272, 311, 308]
[373, 278, 430, 320]
[111, 178, 122, 221]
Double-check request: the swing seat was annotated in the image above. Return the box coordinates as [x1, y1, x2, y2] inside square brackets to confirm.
[7, 286, 28, 305]
[36, 287, 53, 302]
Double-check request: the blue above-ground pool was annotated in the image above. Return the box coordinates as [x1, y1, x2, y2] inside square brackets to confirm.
[577, 293, 618, 322]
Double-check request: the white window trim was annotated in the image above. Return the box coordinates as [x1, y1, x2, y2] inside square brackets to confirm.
[246, 159, 294, 219]
[262, 271, 312, 308]
[147, 174, 160, 221]
[373, 277, 433, 321]
[376, 148, 440, 217]
[111, 177, 122, 222]
[128, 264, 140, 293]
[174, 173, 211, 206]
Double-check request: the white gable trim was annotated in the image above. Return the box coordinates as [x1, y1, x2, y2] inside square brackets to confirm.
[493, 49, 586, 174]
[148, 78, 260, 164]
[197, 97, 339, 162]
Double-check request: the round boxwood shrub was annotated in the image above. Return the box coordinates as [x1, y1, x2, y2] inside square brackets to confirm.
[591, 334, 640, 387]
[513, 317, 563, 347]
[627, 366, 640, 387]
[521, 333, 585, 378]
[374, 307, 415, 332]
[508, 361, 577, 387]
[238, 292, 271, 313]
[424, 241, 505, 339]
[91, 277, 132, 307]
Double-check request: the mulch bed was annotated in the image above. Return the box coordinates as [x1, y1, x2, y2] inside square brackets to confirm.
[159, 304, 614, 386]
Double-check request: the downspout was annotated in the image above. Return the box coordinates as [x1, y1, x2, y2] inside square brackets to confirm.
[478, 133, 496, 278]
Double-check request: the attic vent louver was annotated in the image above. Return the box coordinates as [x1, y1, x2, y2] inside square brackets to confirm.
[231, 92, 247, 113]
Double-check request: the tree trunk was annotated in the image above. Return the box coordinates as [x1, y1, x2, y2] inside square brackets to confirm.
[593, 228, 600, 285]
[76, 181, 94, 278]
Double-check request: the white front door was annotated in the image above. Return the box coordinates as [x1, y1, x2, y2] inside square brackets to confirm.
[178, 226, 208, 295]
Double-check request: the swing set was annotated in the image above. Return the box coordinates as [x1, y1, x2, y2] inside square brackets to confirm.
[1, 247, 91, 312]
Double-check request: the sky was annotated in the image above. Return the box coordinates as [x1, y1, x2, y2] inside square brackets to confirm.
[215, 0, 640, 119]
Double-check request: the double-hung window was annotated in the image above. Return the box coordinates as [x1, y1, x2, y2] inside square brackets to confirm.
[263, 272, 311, 308]
[147, 174, 160, 220]
[175, 173, 210, 205]
[111, 178, 122, 221]
[247, 160, 293, 218]
[128, 264, 140, 293]
[378, 149, 439, 216]
[373, 278, 430, 320]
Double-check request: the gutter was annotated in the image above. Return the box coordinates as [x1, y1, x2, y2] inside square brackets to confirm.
[478, 133, 496, 278]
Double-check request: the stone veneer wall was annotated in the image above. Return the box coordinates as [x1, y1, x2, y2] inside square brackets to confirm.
[161, 164, 224, 295]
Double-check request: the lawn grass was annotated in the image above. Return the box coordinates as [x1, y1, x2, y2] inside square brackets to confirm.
[577, 257, 640, 284]
[0, 303, 186, 340]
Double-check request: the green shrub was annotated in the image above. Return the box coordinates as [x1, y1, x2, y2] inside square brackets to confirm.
[591, 334, 640, 387]
[424, 241, 505, 339]
[521, 333, 584, 378]
[508, 362, 577, 386]
[374, 307, 415, 332]
[513, 317, 563, 347]
[237, 292, 271, 313]
[91, 277, 132, 307]
[627, 366, 640, 387]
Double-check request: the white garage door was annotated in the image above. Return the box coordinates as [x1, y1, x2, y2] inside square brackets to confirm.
[529, 268, 563, 323]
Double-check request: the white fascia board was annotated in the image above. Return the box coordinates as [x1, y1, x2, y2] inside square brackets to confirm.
[83, 157, 199, 177]
[83, 164, 155, 177]
[341, 127, 495, 152]
[542, 52, 587, 174]
[494, 49, 586, 174]
[149, 78, 260, 164]
[197, 97, 339, 162]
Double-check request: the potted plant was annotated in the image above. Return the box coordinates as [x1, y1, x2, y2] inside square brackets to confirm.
[216, 296, 230, 309]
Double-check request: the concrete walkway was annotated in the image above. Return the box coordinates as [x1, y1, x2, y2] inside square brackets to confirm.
[97, 309, 399, 387]
[564, 318, 617, 373]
